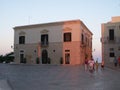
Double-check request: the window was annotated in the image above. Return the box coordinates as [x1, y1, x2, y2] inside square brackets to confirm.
[64, 33, 71, 42]
[20, 50, 24, 53]
[90, 41, 92, 48]
[65, 50, 70, 52]
[109, 29, 114, 40]
[85, 37, 87, 45]
[41, 34, 48, 46]
[118, 46, 120, 51]
[109, 52, 114, 57]
[19, 36, 25, 44]
[81, 34, 84, 44]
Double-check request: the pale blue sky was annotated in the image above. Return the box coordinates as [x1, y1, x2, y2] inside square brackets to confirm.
[0, 0, 120, 61]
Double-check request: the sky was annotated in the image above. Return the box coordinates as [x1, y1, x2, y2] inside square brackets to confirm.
[0, 0, 120, 62]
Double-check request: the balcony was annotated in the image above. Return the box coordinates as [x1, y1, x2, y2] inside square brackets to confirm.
[41, 41, 49, 47]
[101, 36, 120, 44]
[41, 34, 49, 47]
[80, 42, 86, 47]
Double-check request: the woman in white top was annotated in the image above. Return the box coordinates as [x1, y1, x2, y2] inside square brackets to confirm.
[88, 59, 95, 72]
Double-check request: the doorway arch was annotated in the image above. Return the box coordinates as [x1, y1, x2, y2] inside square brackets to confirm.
[42, 50, 48, 64]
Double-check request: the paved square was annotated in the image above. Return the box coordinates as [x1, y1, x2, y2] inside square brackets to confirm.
[0, 64, 120, 90]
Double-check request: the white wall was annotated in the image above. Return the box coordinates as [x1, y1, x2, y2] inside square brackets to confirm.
[14, 25, 63, 44]
[14, 22, 92, 44]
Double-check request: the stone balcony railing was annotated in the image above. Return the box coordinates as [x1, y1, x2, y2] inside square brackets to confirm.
[101, 36, 120, 44]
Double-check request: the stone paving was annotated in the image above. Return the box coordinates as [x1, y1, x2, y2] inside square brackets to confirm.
[0, 80, 12, 90]
[0, 64, 120, 90]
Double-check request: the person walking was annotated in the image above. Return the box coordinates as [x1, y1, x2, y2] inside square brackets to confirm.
[88, 59, 94, 73]
[118, 56, 120, 67]
[95, 60, 99, 71]
[114, 56, 118, 67]
[84, 58, 88, 71]
[101, 61, 104, 70]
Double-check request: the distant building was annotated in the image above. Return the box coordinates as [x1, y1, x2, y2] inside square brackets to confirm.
[101, 16, 120, 66]
[13, 19, 93, 65]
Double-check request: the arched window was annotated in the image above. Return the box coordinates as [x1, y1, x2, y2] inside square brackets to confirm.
[19, 31, 26, 44]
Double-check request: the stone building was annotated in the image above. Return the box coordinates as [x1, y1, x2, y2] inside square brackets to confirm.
[14, 19, 93, 65]
[101, 16, 120, 66]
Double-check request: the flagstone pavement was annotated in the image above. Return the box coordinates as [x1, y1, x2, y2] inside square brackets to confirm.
[0, 64, 120, 90]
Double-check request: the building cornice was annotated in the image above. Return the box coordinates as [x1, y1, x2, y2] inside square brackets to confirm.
[80, 21, 93, 35]
[13, 19, 81, 30]
[13, 19, 93, 36]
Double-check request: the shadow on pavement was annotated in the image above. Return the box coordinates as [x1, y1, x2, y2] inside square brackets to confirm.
[0, 79, 13, 90]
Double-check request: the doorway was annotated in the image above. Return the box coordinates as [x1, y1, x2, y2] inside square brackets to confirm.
[65, 53, 70, 64]
[20, 53, 24, 63]
[20, 50, 26, 63]
[42, 50, 48, 64]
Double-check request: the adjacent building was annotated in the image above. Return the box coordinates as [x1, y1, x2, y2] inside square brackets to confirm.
[14, 19, 93, 65]
[101, 16, 120, 66]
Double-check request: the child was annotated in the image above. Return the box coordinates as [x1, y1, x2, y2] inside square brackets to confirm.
[95, 60, 99, 71]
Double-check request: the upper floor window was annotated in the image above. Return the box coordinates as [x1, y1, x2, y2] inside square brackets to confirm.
[109, 29, 114, 40]
[81, 34, 84, 44]
[90, 40, 92, 48]
[41, 34, 48, 46]
[19, 36, 25, 44]
[64, 33, 71, 42]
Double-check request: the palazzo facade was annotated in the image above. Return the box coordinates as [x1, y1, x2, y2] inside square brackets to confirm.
[101, 16, 120, 66]
[14, 20, 93, 65]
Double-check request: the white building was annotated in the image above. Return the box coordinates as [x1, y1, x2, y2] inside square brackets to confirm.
[101, 16, 120, 66]
[14, 19, 93, 65]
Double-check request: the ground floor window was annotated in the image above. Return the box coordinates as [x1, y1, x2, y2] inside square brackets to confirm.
[109, 52, 114, 57]
[65, 53, 70, 64]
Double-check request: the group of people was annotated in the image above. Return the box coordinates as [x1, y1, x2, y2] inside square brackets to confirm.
[84, 58, 104, 72]
[114, 56, 120, 67]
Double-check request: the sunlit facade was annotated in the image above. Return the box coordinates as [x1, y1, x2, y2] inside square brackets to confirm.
[14, 20, 93, 65]
[101, 16, 120, 66]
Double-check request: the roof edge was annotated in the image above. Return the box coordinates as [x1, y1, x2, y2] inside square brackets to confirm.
[13, 19, 81, 30]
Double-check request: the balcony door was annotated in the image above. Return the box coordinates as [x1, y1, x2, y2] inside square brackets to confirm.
[109, 29, 114, 40]
[41, 34, 48, 46]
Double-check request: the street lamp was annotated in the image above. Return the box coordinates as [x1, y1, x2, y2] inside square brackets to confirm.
[11, 45, 14, 52]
